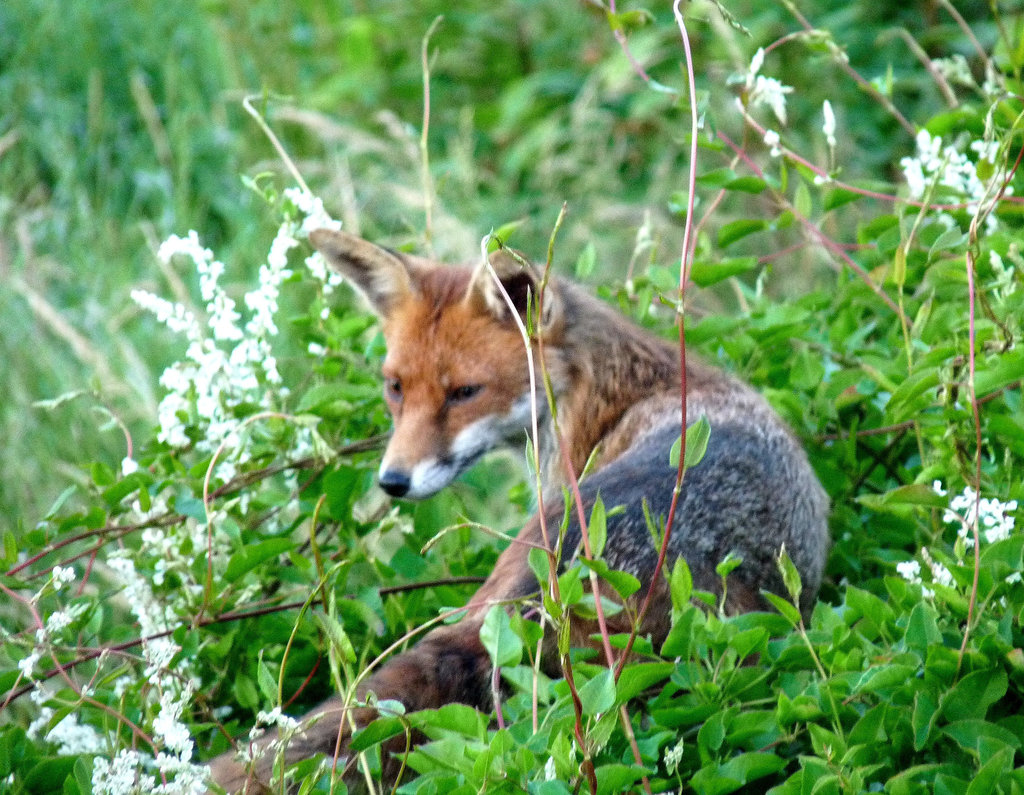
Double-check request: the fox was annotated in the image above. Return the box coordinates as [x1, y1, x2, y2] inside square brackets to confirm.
[208, 228, 830, 792]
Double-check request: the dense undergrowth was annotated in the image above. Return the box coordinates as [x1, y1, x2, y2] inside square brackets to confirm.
[2, 1, 1023, 793]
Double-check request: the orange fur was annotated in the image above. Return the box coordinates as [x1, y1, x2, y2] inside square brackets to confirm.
[207, 230, 829, 793]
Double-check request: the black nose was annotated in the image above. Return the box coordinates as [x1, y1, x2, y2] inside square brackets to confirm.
[379, 470, 411, 498]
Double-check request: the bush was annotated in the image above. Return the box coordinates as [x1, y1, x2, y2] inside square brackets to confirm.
[2, 2, 1022, 793]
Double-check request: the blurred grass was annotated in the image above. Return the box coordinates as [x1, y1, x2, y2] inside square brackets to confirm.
[0, 0, 1001, 522]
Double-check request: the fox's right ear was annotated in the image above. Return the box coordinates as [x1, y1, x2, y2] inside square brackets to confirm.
[466, 247, 561, 335]
[309, 229, 413, 316]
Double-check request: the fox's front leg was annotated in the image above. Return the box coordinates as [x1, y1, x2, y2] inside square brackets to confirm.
[207, 538, 544, 792]
[207, 616, 499, 791]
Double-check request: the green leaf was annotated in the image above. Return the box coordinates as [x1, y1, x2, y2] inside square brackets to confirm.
[941, 669, 1008, 722]
[965, 746, 1014, 795]
[90, 461, 116, 487]
[44, 486, 77, 520]
[574, 241, 596, 279]
[794, 181, 813, 218]
[315, 613, 357, 664]
[595, 763, 646, 795]
[696, 167, 738, 187]
[724, 176, 768, 194]
[942, 719, 1021, 754]
[2, 531, 17, 567]
[716, 551, 743, 579]
[24, 757, 77, 792]
[975, 347, 1024, 395]
[717, 219, 769, 248]
[662, 604, 702, 657]
[348, 716, 406, 752]
[884, 370, 941, 424]
[605, 8, 654, 33]
[729, 627, 769, 660]
[490, 219, 524, 246]
[691, 752, 787, 795]
[697, 708, 727, 755]
[224, 538, 293, 582]
[776, 692, 825, 727]
[295, 383, 353, 415]
[762, 591, 801, 626]
[413, 703, 489, 739]
[479, 605, 522, 668]
[856, 483, 948, 513]
[670, 557, 693, 612]
[578, 668, 616, 716]
[852, 663, 918, 695]
[776, 546, 802, 604]
[904, 602, 942, 653]
[256, 652, 277, 703]
[580, 556, 640, 599]
[615, 662, 673, 701]
[823, 187, 863, 211]
[529, 545, 552, 589]
[588, 495, 607, 559]
[685, 415, 711, 469]
[689, 256, 758, 287]
[912, 690, 940, 751]
[669, 414, 711, 469]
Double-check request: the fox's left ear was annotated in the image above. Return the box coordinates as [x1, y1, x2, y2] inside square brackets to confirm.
[467, 247, 561, 334]
[310, 229, 413, 316]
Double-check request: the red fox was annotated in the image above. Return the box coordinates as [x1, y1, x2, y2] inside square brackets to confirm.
[209, 229, 830, 792]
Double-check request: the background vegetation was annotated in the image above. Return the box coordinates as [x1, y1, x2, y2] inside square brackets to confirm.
[1, 0, 1023, 793]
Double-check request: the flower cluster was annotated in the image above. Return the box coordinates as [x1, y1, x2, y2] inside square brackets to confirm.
[739, 48, 794, 126]
[897, 481, 1019, 598]
[133, 188, 341, 479]
[899, 129, 1011, 232]
[938, 482, 1018, 548]
[75, 189, 341, 793]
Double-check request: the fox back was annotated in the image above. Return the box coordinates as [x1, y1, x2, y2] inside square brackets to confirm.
[208, 230, 830, 793]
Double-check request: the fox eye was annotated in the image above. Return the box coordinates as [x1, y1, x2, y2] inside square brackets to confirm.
[384, 378, 403, 402]
[446, 384, 482, 405]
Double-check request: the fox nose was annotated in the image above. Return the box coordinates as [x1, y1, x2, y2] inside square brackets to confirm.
[379, 469, 411, 498]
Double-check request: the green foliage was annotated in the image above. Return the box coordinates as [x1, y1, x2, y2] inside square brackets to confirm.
[2, 1, 1023, 794]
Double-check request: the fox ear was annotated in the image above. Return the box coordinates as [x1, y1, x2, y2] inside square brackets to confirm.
[309, 229, 413, 316]
[468, 247, 560, 333]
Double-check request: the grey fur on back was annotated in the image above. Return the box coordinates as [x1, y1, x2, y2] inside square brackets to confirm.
[556, 396, 829, 618]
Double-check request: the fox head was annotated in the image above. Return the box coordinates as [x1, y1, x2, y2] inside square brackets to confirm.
[311, 229, 559, 499]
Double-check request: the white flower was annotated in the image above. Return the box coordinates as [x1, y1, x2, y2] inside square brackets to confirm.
[284, 187, 342, 238]
[899, 130, 1011, 233]
[92, 749, 155, 795]
[307, 342, 327, 357]
[750, 75, 793, 125]
[896, 559, 921, 583]
[931, 54, 974, 87]
[942, 485, 1017, 548]
[255, 706, 300, 732]
[153, 688, 194, 757]
[51, 565, 75, 590]
[763, 129, 783, 158]
[921, 547, 953, 589]
[45, 608, 75, 634]
[18, 648, 41, 678]
[132, 290, 201, 341]
[45, 712, 104, 755]
[822, 100, 837, 150]
[664, 737, 686, 772]
[737, 48, 794, 126]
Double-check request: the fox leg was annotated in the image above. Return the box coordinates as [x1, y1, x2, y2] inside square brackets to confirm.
[208, 522, 539, 793]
